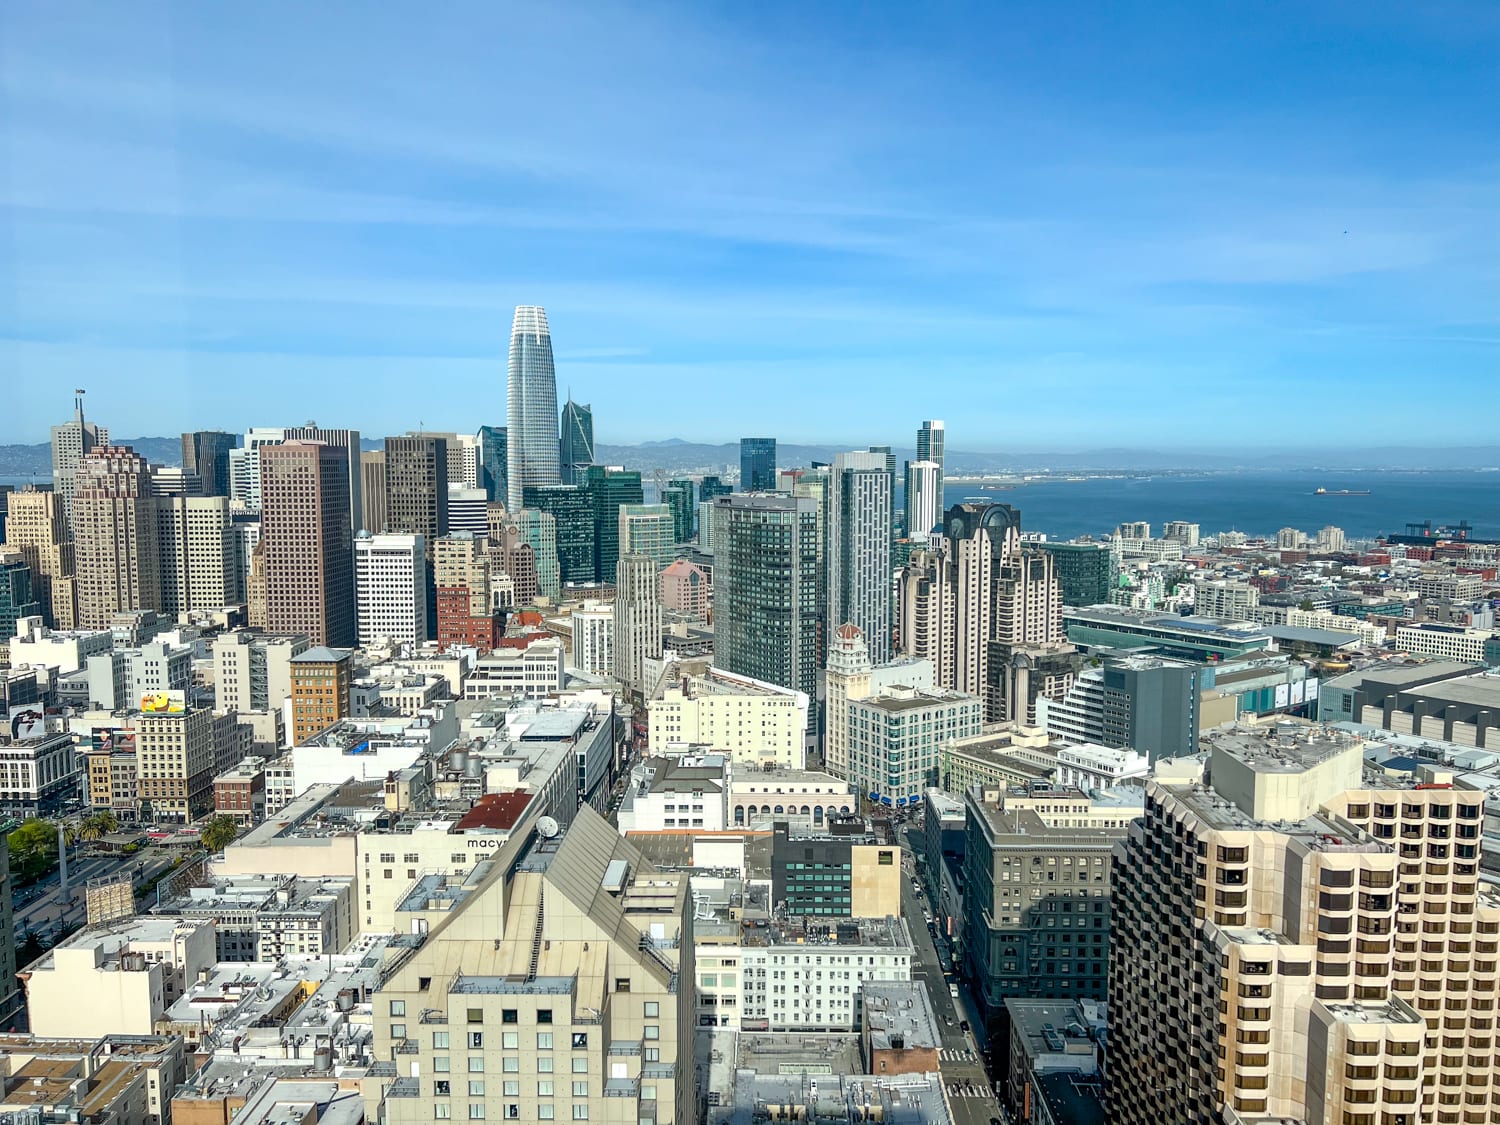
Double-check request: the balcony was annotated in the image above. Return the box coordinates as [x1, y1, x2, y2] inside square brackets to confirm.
[609, 1041, 642, 1057]
[386, 1079, 422, 1099]
[604, 1078, 640, 1098]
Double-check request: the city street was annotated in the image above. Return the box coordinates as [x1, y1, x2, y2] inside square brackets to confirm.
[898, 844, 1006, 1125]
[11, 849, 180, 944]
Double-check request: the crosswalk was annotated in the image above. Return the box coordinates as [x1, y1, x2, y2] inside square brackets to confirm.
[945, 1082, 996, 1099]
[939, 1047, 977, 1062]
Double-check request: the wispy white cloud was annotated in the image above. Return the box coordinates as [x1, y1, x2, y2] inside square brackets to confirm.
[2, 1, 1497, 443]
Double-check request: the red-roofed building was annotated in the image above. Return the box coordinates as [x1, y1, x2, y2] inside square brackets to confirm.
[453, 789, 534, 834]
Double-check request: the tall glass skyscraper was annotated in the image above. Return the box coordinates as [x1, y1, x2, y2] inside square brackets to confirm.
[827, 451, 893, 661]
[739, 437, 777, 492]
[559, 398, 595, 485]
[507, 305, 561, 512]
[712, 493, 821, 699]
[916, 420, 945, 520]
[476, 425, 507, 502]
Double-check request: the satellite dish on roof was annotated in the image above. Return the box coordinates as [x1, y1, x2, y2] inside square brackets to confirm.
[536, 815, 560, 839]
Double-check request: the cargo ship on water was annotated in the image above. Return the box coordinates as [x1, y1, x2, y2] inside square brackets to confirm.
[1314, 487, 1371, 496]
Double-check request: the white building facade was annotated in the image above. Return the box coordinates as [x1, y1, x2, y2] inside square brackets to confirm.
[355, 534, 427, 647]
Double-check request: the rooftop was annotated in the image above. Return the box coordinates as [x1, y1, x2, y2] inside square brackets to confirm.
[862, 982, 942, 1052]
[290, 647, 352, 665]
[452, 790, 534, 832]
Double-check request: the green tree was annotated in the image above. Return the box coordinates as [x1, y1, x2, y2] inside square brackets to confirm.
[1298, 598, 1316, 612]
[7, 818, 58, 881]
[16, 930, 45, 967]
[200, 814, 239, 852]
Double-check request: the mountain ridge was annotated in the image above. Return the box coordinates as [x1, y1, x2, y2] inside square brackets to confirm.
[2, 437, 1497, 477]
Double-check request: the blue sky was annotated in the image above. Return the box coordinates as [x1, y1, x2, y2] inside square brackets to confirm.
[3, 1, 1497, 449]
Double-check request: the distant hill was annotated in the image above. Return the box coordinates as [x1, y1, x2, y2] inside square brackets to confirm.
[0, 437, 184, 478]
[3, 437, 1497, 478]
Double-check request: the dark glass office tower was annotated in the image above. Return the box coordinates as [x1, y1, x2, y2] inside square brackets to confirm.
[582, 465, 643, 583]
[476, 425, 507, 503]
[739, 437, 777, 492]
[181, 431, 239, 497]
[559, 399, 594, 485]
[712, 493, 821, 699]
[523, 484, 595, 586]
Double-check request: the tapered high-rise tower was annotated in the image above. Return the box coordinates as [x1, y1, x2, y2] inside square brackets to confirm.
[506, 305, 561, 511]
[559, 397, 594, 484]
[51, 390, 108, 527]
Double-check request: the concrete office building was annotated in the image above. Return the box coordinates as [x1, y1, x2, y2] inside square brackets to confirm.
[619, 504, 676, 571]
[828, 450, 893, 662]
[648, 661, 808, 768]
[900, 503, 1077, 725]
[136, 707, 242, 823]
[434, 534, 503, 652]
[712, 493, 822, 700]
[506, 305, 562, 511]
[360, 450, 387, 533]
[1002, 998, 1106, 1125]
[848, 687, 983, 808]
[50, 392, 108, 525]
[964, 783, 1125, 1019]
[916, 420, 945, 513]
[363, 808, 696, 1125]
[213, 631, 308, 714]
[1396, 622, 1500, 666]
[1109, 721, 1496, 1125]
[0, 728, 79, 818]
[462, 639, 566, 699]
[904, 459, 941, 541]
[570, 602, 614, 676]
[3, 489, 77, 628]
[72, 446, 161, 629]
[280, 426, 364, 534]
[559, 396, 594, 485]
[658, 559, 709, 622]
[181, 430, 238, 498]
[22, 917, 217, 1039]
[289, 647, 353, 745]
[1161, 520, 1201, 548]
[822, 623, 935, 781]
[383, 435, 448, 559]
[158, 495, 238, 613]
[770, 821, 902, 917]
[1193, 578, 1260, 621]
[446, 485, 489, 539]
[739, 437, 777, 492]
[355, 533, 427, 647]
[259, 441, 355, 648]
[614, 553, 663, 697]
[1039, 653, 1200, 761]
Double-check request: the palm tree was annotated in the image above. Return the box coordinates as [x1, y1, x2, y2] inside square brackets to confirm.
[78, 815, 105, 842]
[94, 809, 120, 836]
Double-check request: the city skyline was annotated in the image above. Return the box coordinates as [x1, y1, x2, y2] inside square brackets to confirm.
[6, 3, 1498, 447]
